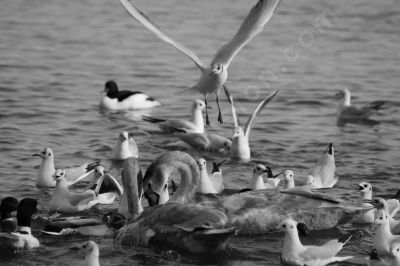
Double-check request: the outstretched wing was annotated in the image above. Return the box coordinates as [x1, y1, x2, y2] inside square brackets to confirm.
[211, 0, 281, 68]
[244, 89, 278, 140]
[120, 0, 206, 70]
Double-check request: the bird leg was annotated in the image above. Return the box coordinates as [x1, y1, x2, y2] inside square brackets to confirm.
[216, 94, 223, 124]
[204, 97, 210, 125]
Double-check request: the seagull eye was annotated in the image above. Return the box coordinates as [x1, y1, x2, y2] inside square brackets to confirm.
[364, 184, 367, 188]
[282, 224, 286, 228]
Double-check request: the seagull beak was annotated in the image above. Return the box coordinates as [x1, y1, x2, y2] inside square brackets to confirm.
[272, 172, 284, 178]
[357, 185, 364, 191]
[206, 106, 212, 109]
[32, 154, 41, 157]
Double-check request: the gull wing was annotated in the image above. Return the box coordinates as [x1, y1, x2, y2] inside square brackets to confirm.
[300, 239, 346, 261]
[119, 0, 206, 70]
[229, 96, 239, 128]
[98, 173, 124, 196]
[387, 199, 400, 217]
[211, 0, 281, 68]
[175, 133, 210, 150]
[244, 89, 278, 140]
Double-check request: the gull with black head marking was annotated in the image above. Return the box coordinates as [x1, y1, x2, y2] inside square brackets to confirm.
[372, 209, 400, 258]
[352, 182, 375, 224]
[119, 0, 281, 124]
[306, 143, 337, 188]
[100, 80, 160, 110]
[367, 197, 400, 234]
[229, 89, 279, 160]
[33, 146, 99, 188]
[143, 99, 206, 133]
[279, 218, 353, 266]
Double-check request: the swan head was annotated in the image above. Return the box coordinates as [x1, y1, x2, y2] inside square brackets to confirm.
[358, 182, 372, 194]
[374, 209, 389, 225]
[53, 169, 66, 182]
[32, 146, 53, 160]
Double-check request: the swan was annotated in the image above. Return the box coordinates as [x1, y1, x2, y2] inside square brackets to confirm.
[113, 155, 234, 254]
[143, 152, 368, 235]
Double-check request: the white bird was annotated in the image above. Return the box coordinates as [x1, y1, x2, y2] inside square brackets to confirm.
[33, 147, 99, 188]
[373, 209, 400, 258]
[50, 169, 97, 213]
[100, 80, 160, 110]
[0, 198, 40, 249]
[352, 182, 375, 224]
[111, 131, 139, 160]
[365, 245, 400, 266]
[307, 143, 337, 188]
[196, 158, 224, 194]
[282, 170, 296, 189]
[249, 164, 281, 190]
[72, 240, 100, 266]
[119, 0, 281, 124]
[173, 132, 232, 153]
[143, 99, 206, 133]
[368, 197, 400, 235]
[83, 166, 124, 206]
[336, 88, 385, 122]
[230, 89, 279, 160]
[279, 218, 353, 266]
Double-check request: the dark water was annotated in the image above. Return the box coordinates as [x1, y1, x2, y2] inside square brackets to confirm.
[0, 0, 399, 265]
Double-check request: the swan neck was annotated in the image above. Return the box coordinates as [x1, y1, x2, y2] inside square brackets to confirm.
[120, 158, 143, 220]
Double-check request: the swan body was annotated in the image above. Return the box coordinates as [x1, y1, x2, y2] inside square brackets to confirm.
[114, 155, 234, 253]
[33, 147, 99, 188]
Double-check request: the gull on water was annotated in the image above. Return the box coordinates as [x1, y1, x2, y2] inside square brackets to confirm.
[1, 197, 19, 233]
[249, 164, 281, 190]
[306, 143, 337, 188]
[366, 244, 400, 266]
[229, 89, 279, 160]
[113, 156, 235, 253]
[173, 132, 232, 153]
[111, 131, 139, 160]
[143, 99, 206, 134]
[368, 197, 400, 234]
[352, 182, 375, 224]
[196, 158, 224, 194]
[0, 198, 39, 249]
[71, 240, 100, 266]
[119, 0, 281, 124]
[33, 147, 99, 188]
[336, 88, 385, 123]
[50, 169, 97, 213]
[100, 80, 160, 110]
[279, 218, 353, 266]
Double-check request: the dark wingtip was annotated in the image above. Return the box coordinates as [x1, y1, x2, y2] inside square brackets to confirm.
[370, 248, 379, 260]
[297, 223, 310, 237]
[392, 189, 400, 201]
[211, 160, 225, 174]
[328, 142, 333, 155]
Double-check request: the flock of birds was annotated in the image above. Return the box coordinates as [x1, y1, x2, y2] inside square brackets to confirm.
[0, 0, 389, 265]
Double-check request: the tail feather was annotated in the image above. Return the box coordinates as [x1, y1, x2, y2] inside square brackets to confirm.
[142, 115, 166, 123]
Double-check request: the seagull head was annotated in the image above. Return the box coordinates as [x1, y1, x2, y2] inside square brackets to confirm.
[390, 242, 400, 258]
[374, 209, 389, 225]
[253, 164, 268, 177]
[71, 240, 99, 258]
[196, 158, 207, 170]
[53, 169, 66, 182]
[192, 99, 206, 111]
[278, 218, 310, 237]
[211, 63, 224, 74]
[119, 131, 129, 142]
[93, 165, 106, 180]
[32, 146, 53, 159]
[358, 182, 372, 194]
[364, 197, 387, 210]
[304, 175, 316, 186]
[232, 127, 244, 138]
[283, 170, 294, 182]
